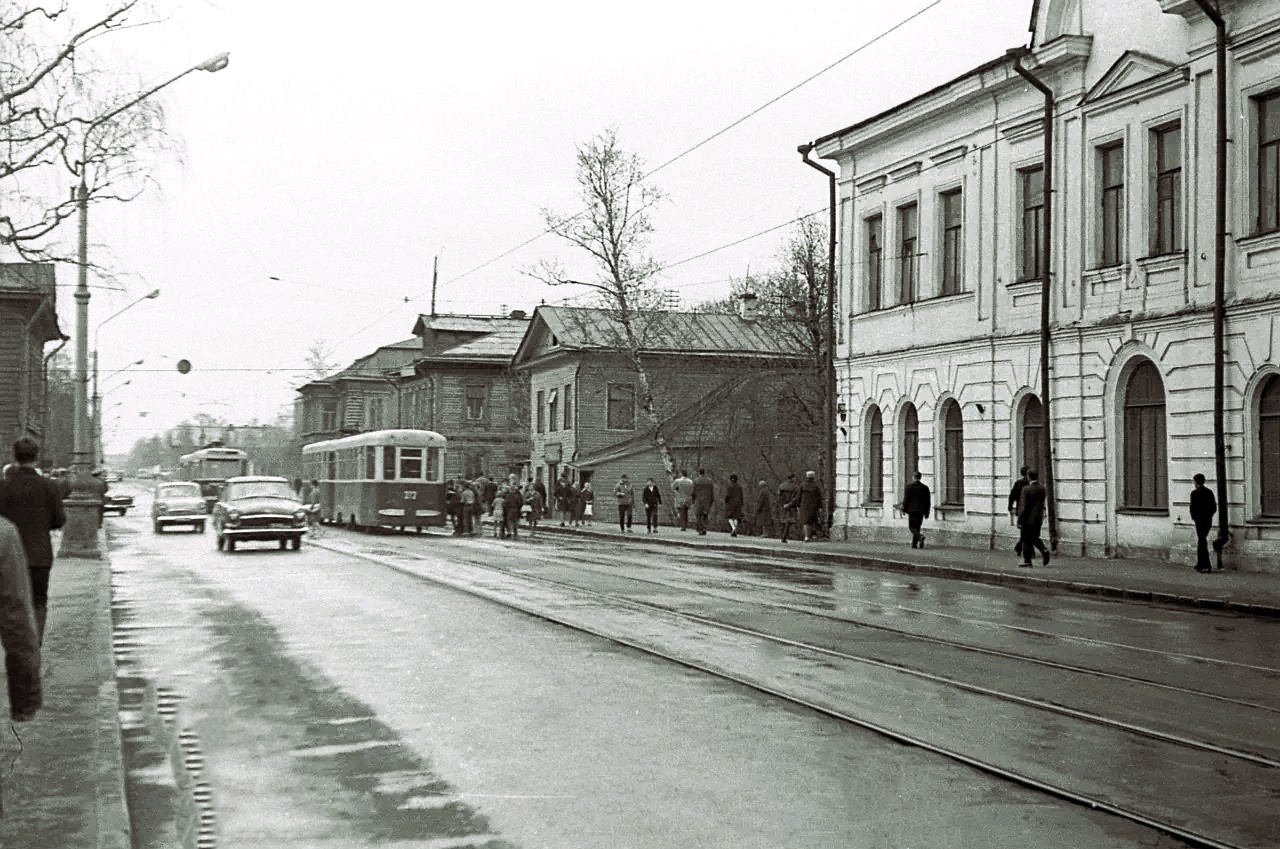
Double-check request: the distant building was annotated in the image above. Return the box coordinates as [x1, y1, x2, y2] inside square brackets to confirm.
[511, 300, 817, 525]
[0, 263, 64, 450]
[294, 338, 420, 443]
[399, 313, 531, 481]
[812, 0, 1280, 571]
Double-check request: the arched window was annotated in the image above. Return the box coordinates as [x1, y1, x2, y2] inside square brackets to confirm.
[1261, 375, 1280, 516]
[902, 403, 919, 482]
[1123, 360, 1167, 510]
[1022, 395, 1044, 476]
[943, 400, 965, 504]
[865, 408, 884, 503]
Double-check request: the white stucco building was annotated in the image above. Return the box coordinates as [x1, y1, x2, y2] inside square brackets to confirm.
[812, 0, 1280, 572]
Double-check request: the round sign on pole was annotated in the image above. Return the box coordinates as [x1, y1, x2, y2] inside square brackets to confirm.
[176, 359, 191, 374]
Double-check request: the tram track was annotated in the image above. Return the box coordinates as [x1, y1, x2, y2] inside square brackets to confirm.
[313, 531, 1278, 849]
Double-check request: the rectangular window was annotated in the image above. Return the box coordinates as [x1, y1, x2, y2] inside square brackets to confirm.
[1258, 91, 1280, 234]
[399, 448, 423, 480]
[367, 396, 384, 430]
[465, 384, 486, 422]
[535, 389, 545, 433]
[367, 446, 379, 480]
[1151, 124, 1182, 255]
[865, 215, 883, 312]
[1018, 166, 1045, 282]
[896, 203, 918, 304]
[321, 399, 338, 432]
[607, 383, 635, 430]
[426, 447, 441, 482]
[548, 389, 558, 433]
[940, 189, 963, 296]
[563, 384, 573, 430]
[1099, 143, 1126, 266]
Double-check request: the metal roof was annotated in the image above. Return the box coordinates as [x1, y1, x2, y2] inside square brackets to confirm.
[527, 306, 803, 359]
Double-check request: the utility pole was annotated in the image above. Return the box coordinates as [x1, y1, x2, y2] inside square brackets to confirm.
[430, 255, 439, 317]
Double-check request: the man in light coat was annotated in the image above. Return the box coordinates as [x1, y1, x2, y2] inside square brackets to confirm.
[671, 470, 694, 531]
[0, 515, 41, 722]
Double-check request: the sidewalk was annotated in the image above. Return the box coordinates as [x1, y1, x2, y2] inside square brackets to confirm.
[0, 531, 128, 849]
[539, 521, 1280, 618]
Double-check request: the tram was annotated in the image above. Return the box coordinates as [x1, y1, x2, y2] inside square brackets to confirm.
[177, 443, 251, 513]
[301, 429, 447, 531]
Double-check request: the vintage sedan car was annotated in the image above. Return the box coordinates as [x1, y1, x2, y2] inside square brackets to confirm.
[151, 481, 207, 533]
[103, 491, 134, 516]
[212, 476, 308, 552]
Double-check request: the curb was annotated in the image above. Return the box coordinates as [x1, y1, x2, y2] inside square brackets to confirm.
[94, 530, 131, 849]
[536, 525, 1280, 619]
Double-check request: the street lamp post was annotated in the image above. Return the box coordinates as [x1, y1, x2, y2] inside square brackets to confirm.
[60, 52, 229, 559]
[92, 289, 159, 466]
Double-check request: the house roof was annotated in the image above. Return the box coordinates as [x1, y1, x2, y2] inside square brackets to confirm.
[412, 314, 530, 336]
[0, 262, 62, 342]
[419, 320, 529, 364]
[295, 337, 420, 392]
[513, 306, 805, 366]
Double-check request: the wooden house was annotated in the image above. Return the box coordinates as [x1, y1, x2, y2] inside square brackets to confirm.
[0, 263, 64, 450]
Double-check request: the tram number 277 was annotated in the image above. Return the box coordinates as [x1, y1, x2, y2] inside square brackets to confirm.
[403, 490, 418, 500]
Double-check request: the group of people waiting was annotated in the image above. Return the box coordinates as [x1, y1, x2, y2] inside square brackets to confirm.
[607, 468, 826, 543]
[445, 473, 598, 539]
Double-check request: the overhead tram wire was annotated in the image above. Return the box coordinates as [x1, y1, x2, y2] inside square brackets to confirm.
[322, 1, 954, 354]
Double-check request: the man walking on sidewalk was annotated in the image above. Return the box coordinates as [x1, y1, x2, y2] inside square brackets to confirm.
[0, 515, 41, 722]
[614, 474, 635, 533]
[671, 470, 694, 531]
[641, 477, 662, 533]
[692, 469, 715, 535]
[1008, 466, 1029, 560]
[0, 438, 65, 643]
[1190, 473, 1217, 573]
[900, 472, 931, 549]
[1017, 469, 1050, 567]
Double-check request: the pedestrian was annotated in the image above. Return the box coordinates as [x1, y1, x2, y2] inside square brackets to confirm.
[900, 471, 932, 550]
[1008, 466, 1029, 560]
[502, 475, 524, 539]
[0, 515, 41, 723]
[568, 480, 582, 526]
[580, 481, 595, 524]
[1189, 473, 1217, 573]
[524, 483, 544, 536]
[614, 474, 635, 533]
[89, 467, 108, 526]
[795, 471, 824, 542]
[0, 438, 66, 643]
[641, 477, 662, 533]
[671, 470, 694, 531]
[444, 481, 461, 535]
[1016, 469, 1050, 567]
[692, 468, 715, 535]
[556, 476, 574, 526]
[777, 473, 800, 543]
[458, 483, 476, 536]
[724, 474, 744, 537]
[490, 485, 505, 538]
[752, 480, 773, 538]
[533, 476, 547, 509]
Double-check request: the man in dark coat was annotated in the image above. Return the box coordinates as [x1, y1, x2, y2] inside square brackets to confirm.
[1189, 473, 1218, 573]
[0, 516, 41, 722]
[641, 477, 663, 533]
[900, 471, 931, 549]
[777, 473, 800, 543]
[724, 474, 744, 537]
[0, 438, 66, 642]
[691, 469, 715, 535]
[796, 471, 824, 542]
[1017, 469, 1050, 567]
[1008, 466, 1029, 559]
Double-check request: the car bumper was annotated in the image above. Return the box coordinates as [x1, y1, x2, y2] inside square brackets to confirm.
[154, 514, 204, 525]
[221, 527, 307, 540]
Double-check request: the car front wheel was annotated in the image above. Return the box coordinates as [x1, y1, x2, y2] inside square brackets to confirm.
[290, 536, 302, 551]
[216, 534, 225, 551]
[226, 538, 236, 552]
[153, 522, 162, 534]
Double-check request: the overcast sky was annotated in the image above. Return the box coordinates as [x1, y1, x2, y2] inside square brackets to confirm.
[77, 0, 1035, 452]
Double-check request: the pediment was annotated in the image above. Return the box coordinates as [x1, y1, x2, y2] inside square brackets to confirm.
[1084, 51, 1180, 104]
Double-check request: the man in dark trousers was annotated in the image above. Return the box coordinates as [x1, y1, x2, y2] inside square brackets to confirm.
[1017, 469, 1050, 567]
[1189, 473, 1217, 573]
[691, 469, 715, 535]
[900, 471, 931, 549]
[0, 515, 41, 722]
[777, 473, 800, 543]
[641, 477, 663, 533]
[1008, 466, 1029, 559]
[0, 438, 66, 643]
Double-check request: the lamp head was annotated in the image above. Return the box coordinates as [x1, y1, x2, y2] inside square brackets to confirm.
[145, 289, 160, 299]
[196, 52, 230, 73]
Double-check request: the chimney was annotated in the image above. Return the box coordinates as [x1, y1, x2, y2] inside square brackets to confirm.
[738, 292, 759, 321]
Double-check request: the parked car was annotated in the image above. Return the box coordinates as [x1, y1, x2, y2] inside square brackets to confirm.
[103, 491, 134, 516]
[151, 481, 207, 533]
[212, 476, 308, 552]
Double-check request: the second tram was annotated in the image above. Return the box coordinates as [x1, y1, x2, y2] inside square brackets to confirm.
[301, 429, 447, 531]
[178, 443, 251, 513]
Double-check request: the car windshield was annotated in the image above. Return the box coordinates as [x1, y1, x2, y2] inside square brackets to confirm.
[225, 481, 296, 501]
[158, 484, 201, 498]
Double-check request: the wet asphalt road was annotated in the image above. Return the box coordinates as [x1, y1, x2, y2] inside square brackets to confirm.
[106, 500, 1238, 848]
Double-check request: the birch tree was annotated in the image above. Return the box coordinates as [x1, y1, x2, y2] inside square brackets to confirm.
[527, 129, 682, 481]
